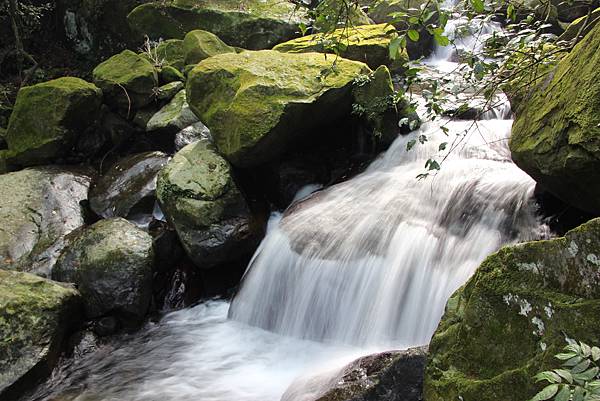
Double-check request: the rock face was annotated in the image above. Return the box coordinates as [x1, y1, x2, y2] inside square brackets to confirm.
[4, 77, 102, 167]
[273, 24, 404, 70]
[92, 50, 158, 113]
[559, 7, 600, 42]
[127, 0, 307, 50]
[183, 29, 236, 65]
[57, 0, 149, 61]
[510, 23, 600, 214]
[52, 218, 154, 325]
[0, 167, 91, 276]
[186, 50, 372, 167]
[0, 270, 81, 400]
[156, 140, 259, 269]
[283, 347, 427, 401]
[424, 218, 600, 401]
[89, 151, 169, 218]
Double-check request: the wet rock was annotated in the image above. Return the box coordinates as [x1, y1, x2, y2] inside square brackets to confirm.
[146, 90, 198, 136]
[93, 316, 119, 337]
[186, 50, 375, 167]
[283, 347, 428, 401]
[174, 122, 211, 151]
[99, 108, 139, 146]
[510, 23, 600, 214]
[127, 0, 308, 50]
[4, 77, 102, 167]
[424, 218, 600, 401]
[92, 50, 158, 114]
[0, 269, 82, 400]
[89, 151, 169, 219]
[52, 218, 155, 326]
[183, 29, 236, 65]
[0, 167, 92, 276]
[274, 24, 404, 70]
[156, 140, 260, 269]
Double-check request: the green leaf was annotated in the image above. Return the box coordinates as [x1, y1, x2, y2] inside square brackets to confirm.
[536, 371, 562, 384]
[556, 352, 578, 361]
[573, 386, 585, 401]
[591, 347, 600, 362]
[439, 142, 448, 151]
[389, 36, 402, 60]
[565, 356, 584, 367]
[425, 159, 441, 171]
[434, 34, 450, 46]
[471, 0, 485, 13]
[507, 3, 516, 20]
[407, 29, 420, 42]
[555, 369, 574, 384]
[573, 360, 591, 374]
[573, 367, 599, 382]
[406, 139, 417, 151]
[555, 385, 571, 401]
[581, 343, 592, 358]
[529, 384, 559, 401]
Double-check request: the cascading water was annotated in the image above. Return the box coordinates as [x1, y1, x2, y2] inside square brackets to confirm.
[27, 9, 550, 401]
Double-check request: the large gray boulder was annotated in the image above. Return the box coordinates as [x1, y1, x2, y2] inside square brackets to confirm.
[52, 218, 154, 326]
[0, 167, 91, 276]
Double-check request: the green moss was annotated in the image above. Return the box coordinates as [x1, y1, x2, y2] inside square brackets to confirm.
[127, 0, 308, 50]
[183, 29, 236, 65]
[313, 0, 373, 32]
[424, 218, 600, 401]
[274, 24, 406, 70]
[186, 49, 371, 167]
[0, 270, 81, 397]
[4, 77, 102, 166]
[93, 49, 158, 112]
[509, 23, 600, 213]
[156, 39, 186, 70]
[559, 7, 600, 42]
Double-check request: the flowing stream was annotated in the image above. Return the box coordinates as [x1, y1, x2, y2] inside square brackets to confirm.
[28, 11, 549, 401]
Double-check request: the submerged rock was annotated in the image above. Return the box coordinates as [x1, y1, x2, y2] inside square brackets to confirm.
[89, 151, 169, 219]
[274, 24, 404, 70]
[510, 23, 600, 214]
[52, 218, 154, 326]
[92, 50, 158, 114]
[127, 0, 307, 50]
[425, 217, 600, 401]
[0, 270, 81, 400]
[186, 50, 373, 167]
[283, 347, 427, 401]
[156, 140, 259, 269]
[183, 29, 236, 65]
[0, 167, 91, 276]
[174, 122, 211, 151]
[4, 77, 102, 167]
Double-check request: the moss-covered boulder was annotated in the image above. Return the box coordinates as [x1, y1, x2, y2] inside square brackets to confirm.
[559, 7, 600, 42]
[424, 218, 600, 401]
[313, 0, 373, 32]
[274, 24, 405, 70]
[156, 140, 259, 269]
[146, 90, 199, 136]
[183, 29, 236, 65]
[0, 167, 91, 276]
[4, 77, 102, 167]
[186, 50, 373, 167]
[52, 218, 154, 325]
[0, 270, 81, 399]
[284, 347, 427, 401]
[155, 39, 186, 71]
[127, 0, 308, 50]
[92, 50, 158, 113]
[510, 23, 600, 214]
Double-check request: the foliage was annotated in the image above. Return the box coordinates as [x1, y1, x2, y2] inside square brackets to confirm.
[0, 0, 54, 42]
[530, 341, 600, 401]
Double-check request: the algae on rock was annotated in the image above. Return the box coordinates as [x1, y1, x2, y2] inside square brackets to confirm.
[425, 218, 600, 401]
[183, 29, 236, 65]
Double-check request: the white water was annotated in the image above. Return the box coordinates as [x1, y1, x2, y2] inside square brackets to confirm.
[30, 13, 549, 401]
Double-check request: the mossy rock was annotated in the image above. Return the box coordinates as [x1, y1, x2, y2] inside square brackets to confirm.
[156, 39, 186, 70]
[92, 49, 158, 114]
[146, 90, 199, 136]
[186, 50, 372, 167]
[424, 218, 600, 401]
[0, 270, 81, 400]
[0, 167, 91, 277]
[183, 29, 236, 65]
[559, 7, 600, 42]
[127, 0, 308, 50]
[52, 218, 154, 325]
[4, 77, 102, 167]
[509, 23, 600, 214]
[156, 140, 259, 269]
[274, 24, 407, 70]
